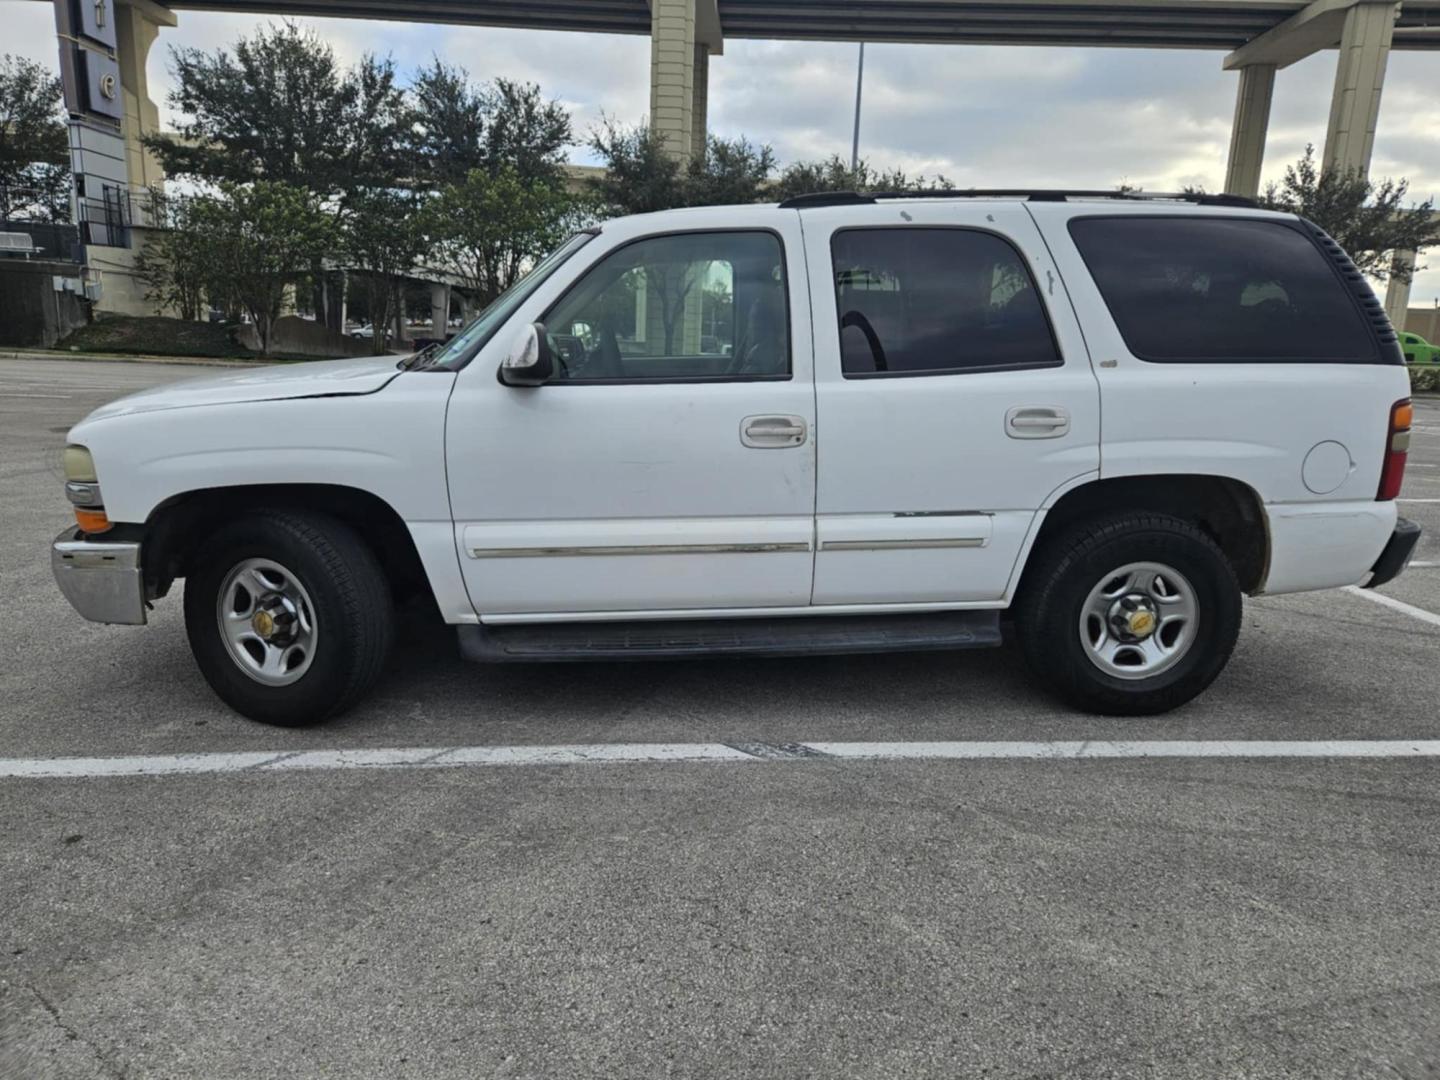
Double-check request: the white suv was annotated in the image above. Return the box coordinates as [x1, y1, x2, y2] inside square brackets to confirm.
[52, 191, 1421, 725]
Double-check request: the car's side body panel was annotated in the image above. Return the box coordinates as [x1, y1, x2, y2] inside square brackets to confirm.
[798, 200, 1102, 606]
[1026, 200, 1412, 595]
[444, 206, 819, 616]
[67, 372, 468, 618]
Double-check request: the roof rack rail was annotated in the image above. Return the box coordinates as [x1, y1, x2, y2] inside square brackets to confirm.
[776, 189, 1259, 210]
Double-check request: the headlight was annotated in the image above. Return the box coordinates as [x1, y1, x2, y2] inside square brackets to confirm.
[62, 445, 110, 533]
[63, 445, 97, 483]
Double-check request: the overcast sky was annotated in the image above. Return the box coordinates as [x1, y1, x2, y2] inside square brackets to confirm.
[6, 0, 1439, 305]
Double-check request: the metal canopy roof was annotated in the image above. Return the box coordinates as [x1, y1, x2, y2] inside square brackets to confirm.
[169, 0, 1440, 50]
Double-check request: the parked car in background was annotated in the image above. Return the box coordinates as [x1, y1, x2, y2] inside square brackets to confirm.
[1400, 331, 1440, 364]
[52, 191, 1420, 726]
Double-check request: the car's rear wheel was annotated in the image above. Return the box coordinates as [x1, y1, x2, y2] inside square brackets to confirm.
[1015, 513, 1242, 715]
[183, 511, 393, 726]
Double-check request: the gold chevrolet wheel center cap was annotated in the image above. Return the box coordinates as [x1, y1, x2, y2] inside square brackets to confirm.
[1127, 610, 1156, 638]
[251, 609, 276, 640]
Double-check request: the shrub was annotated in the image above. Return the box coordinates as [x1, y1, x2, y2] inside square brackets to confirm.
[1409, 365, 1440, 393]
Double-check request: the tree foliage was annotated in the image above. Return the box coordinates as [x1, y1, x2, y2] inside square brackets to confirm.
[342, 188, 427, 353]
[424, 166, 583, 306]
[588, 120, 775, 214]
[134, 189, 213, 321]
[148, 23, 410, 197]
[772, 155, 952, 201]
[186, 181, 334, 355]
[588, 120, 953, 214]
[411, 63, 571, 188]
[0, 55, 70, 222]
[1259, 145, 1439, 283]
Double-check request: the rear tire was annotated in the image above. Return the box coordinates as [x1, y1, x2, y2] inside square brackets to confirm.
[183, 511, 393, 726]
[1015, 513, 1241, 715]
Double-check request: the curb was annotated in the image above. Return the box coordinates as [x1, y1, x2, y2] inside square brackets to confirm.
[1, 349, 263, 367]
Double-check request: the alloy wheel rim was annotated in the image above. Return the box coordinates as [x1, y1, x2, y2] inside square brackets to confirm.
[1079, 560, 1199, 681]
[215, 558, 318, 687]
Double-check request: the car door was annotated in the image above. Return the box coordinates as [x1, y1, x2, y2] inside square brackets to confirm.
[801, 201, 1100, 606]
[446, 218, 817, 617]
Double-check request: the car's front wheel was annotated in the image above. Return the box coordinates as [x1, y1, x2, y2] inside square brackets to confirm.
[1015, 513, 1242, 715]
[183, 511, 393, 726]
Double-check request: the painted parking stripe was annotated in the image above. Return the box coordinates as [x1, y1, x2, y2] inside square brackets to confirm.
[1344, 585, 1440, 628]
[2, 740, 1439, 780]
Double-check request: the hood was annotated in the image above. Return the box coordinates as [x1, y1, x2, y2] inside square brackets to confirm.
[80, 356, 404, 423]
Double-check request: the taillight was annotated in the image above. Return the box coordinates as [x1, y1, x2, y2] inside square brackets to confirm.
[1377, 398, 1412, 501]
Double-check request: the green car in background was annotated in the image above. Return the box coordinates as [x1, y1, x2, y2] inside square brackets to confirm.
[1401, 331, 1440, 364]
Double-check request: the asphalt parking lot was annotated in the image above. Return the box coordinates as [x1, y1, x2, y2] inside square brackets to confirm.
[2, 357, 1439, 1079]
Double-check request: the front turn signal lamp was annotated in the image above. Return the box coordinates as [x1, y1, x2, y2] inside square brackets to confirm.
[62, 445, 111, 533]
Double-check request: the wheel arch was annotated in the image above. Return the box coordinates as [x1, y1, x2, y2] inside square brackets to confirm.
[142, 483, 432, 607]
[1017, 473, 1269, 596]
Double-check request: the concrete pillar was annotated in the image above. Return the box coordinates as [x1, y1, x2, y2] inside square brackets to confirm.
[1383, 249, 1415, 330]
[1223, 64, 1275, 199]
[1322, 0, 1398, 176]
[430, 282, 451, 339]
[114, 1, 170, 207]
[649, 0, 697, 161]
[691, 44, 709, 162]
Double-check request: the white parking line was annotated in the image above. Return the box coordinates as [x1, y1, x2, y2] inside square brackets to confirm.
[1344, 585, 1440, 628]
[2, 740, 1439, 780]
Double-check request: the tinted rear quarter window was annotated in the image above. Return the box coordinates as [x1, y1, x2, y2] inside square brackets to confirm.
[1068, 217, 1377, 363]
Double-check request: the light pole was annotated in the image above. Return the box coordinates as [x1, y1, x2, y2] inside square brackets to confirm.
[850, 42, 865, 173]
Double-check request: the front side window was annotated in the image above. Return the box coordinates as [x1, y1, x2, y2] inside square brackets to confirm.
[1068, 216, 1377, 363]
[831, 228, 1061, 377]
[543, 231, 789, 382]
[434, 230, 594, 370]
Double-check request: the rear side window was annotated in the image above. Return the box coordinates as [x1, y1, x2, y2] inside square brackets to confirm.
[831, 228, 1061, 377]
[1068, 217, 1376, 363]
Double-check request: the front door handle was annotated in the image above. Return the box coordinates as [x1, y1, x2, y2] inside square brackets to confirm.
[1006, 406, 1070, 439]
[741, 414, 807, 448]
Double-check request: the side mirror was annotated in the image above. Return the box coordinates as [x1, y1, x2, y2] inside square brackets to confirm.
[499, 323, 553, 386]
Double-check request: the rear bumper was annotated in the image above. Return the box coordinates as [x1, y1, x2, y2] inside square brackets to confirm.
[51, 527, 147, 625]
[1364, 517, 1422, 590]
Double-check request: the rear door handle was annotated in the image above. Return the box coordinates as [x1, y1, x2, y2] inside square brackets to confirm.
[741, 414, 807, 448]
[1006, 406, 1070, 439]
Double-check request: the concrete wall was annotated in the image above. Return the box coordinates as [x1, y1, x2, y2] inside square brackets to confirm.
[234, 315, 375, 358]
[0, 260, 90, 348]
[1404, 308, 1440, 344]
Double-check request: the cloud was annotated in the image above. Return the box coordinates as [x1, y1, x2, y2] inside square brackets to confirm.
[3, 0, 1438, 306]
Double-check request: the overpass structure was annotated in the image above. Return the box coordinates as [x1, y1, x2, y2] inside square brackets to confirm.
[45, 0, 1440, 319]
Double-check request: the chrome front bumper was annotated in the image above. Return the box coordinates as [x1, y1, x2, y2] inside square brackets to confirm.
[51, 527, 147, 625]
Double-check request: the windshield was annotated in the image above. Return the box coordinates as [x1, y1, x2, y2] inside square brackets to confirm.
[429, 231, 596, 370]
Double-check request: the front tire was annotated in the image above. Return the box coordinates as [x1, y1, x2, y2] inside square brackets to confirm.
[183, 511, 394, 726]
[1015, 513, 1242, 715]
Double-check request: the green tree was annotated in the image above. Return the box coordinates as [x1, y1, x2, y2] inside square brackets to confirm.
[412, 65, 571, 188]
[773, 155, 951, 202]
[686, 136, 776, 207]
[424, 165, 582, 306]
[1260, 145, 1439, 283]
[188, 181, 334, 356]
[147, 25, 414, 200]
[133, 189, 212, 321]
[0, 55, 70, 223]
[342, 188, 427, 354]
[587, 120, 775, 214]
[412, 59, 486, 186]
[587, 120, 686, 214]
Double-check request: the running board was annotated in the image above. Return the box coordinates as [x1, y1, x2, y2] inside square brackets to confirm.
[457, 611, 1003, 663]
